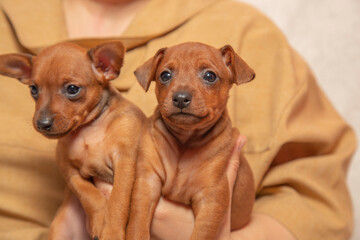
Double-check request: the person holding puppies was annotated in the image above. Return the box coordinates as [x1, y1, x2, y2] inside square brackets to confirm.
[0, 0, 356, 239]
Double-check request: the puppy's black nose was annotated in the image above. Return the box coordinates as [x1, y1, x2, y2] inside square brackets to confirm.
[173, 92, 192, 109]
[37, 117, 53, 131]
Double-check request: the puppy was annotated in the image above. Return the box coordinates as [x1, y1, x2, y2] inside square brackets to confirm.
[126, 42, 255, 240]
[0, 41, 146, 240]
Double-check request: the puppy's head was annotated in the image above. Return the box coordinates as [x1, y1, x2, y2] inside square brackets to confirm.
[0, 41, 125, 138]
[135, 42, 255, 130]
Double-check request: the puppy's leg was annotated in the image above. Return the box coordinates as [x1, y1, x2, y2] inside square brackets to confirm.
[127, 176, 162, 240]
[100, 151, 137, 240]
[230, 153, 255, 230]
[126, 156, 162, 240]
[126, 132, 164, 240]
[49, 187, 90, 240]
[68, 174, 107, 240]
[190, 178, 230, 240]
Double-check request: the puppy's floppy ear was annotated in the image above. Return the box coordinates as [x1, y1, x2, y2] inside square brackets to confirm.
[0, 53, 34, 84]
[220, 45, 255, 85]
[134, 48, 166, 92]
[88, 41, 125, 82]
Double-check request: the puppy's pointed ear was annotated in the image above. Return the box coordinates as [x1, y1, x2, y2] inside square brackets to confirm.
[0, 53, 34, 84]
[220, 45, 255, 85]
[88, 41, 125, 82]
[134, 48, 166, 92]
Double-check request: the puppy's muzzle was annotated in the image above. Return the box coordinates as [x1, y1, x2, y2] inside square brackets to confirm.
[172, 92, 192, 109]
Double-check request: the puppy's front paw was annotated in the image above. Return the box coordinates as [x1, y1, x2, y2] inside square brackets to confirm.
[87, 210, 106, 240]
[100, 227, 125, 240]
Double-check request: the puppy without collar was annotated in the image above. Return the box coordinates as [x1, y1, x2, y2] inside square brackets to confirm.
[127, 42, 255, 240]
[0, 41, 146, 240]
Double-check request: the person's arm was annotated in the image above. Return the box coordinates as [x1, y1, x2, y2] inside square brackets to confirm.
[0, 7, 65, 239]
[236, 15, 356, 239]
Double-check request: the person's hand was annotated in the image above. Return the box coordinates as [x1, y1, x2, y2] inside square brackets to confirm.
[150, 136, 247, 240]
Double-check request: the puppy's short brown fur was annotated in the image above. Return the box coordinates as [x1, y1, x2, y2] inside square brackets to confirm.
[126, 42, 255, 240]
[0, 41, 146, 240]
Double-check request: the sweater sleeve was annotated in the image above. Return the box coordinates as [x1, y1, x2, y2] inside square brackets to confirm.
[253, 56, 355, 240]
[0, 7, 64, 240]
[232, 9, 356, 240]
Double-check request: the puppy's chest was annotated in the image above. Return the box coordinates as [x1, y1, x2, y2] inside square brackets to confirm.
[66, 123, 114, 181]
[160, 148, 215, 204]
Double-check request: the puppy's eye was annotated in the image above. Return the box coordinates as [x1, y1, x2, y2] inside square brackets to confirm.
[65, 85, 81, 100]
[160, 71, 172, 83]
[203, 71, 217, 84]
[67, 85, 80, 95]
[29, 85, 38, 98]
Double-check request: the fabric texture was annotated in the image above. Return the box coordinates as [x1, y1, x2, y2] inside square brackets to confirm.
[238, 2, 360, 239]
[0, 0, 356, 239]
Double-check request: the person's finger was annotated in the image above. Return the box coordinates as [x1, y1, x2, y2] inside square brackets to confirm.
[93, 178, 113, 200]
[226, 135, 247, 189]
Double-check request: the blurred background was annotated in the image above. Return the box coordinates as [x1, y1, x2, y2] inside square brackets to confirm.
[238, 0, 360, 239]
